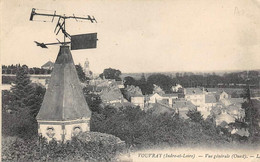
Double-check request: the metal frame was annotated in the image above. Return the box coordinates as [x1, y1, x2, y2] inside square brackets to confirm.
[30, 8, 97, 48]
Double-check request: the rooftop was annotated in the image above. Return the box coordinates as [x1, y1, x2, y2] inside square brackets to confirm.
[185, 88, 203, 95]
[37, 46, 91, 121]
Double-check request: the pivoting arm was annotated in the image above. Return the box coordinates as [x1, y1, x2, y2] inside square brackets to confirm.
[29, 8, 97, 22]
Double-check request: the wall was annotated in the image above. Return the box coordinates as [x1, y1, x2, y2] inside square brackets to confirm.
[38, 119, 90, 142]
[131, 96, 145, 109]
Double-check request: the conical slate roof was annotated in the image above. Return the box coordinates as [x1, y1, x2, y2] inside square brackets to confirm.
[37, 46, 91, 121]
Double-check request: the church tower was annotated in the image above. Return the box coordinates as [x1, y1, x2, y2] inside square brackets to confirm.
[36, 46, 92, 142]
[84, 58, 92, 78]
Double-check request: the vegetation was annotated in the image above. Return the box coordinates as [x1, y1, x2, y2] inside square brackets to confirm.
[75, 63, 90, 82]
[99, 68, 122, 81]
[2, 132, 125, 162]
[123, 71, 260, 93]
[241, 85, 260, 143]
[2, 64, 52, 75]
[90, 105, 231, 148]
[2, 66, 46, 139]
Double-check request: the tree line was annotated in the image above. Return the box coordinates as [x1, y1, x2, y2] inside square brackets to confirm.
[2, 64, 52, 75]
[123, 71, 259, 94]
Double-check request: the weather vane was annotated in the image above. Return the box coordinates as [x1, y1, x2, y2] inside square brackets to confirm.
[30, 8, 98, 50]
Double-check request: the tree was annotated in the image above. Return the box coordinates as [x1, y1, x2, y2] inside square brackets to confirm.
[241, 86, 260, 142]
[146, 74, 174, 93]
[83, 87, 102, 113]
[186, 109, 204, 123]
[3, 66, 46, 138]
[99, 68, 122, 81]
[123, 76, 136, 86]
[10, 67, 35, 111]
[75, 64, 87, 82]
[29, 86, 46, 117]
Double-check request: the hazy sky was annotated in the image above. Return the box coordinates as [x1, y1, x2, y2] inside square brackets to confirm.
[1, 0, 260, 73]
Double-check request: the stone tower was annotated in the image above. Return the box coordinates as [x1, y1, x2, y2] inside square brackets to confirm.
[36, 46, 91, 142]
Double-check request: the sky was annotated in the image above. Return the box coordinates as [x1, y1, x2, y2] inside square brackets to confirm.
[1, 0, 260, 73]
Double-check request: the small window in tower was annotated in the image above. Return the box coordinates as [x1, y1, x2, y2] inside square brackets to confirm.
[73, 126, 82, 136]
[46, 127, 55, 138]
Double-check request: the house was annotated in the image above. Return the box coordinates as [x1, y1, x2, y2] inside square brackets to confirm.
[131, 94, 145, 109]
[215, 109, 235, 126]
[89, 78, 124, 90]
[219, 98, 244, 107]
[148, 93, 178, 106]
[184, 88, 205, 107]
[99, 87, 124, 104]
[200, 93, 217, 118]
[171, 99, 196, 119]
[206, 88, 244, 98]
[147, 102, 175, 116]
[41, 61, 54, 70]
[204, 94, 217, 108]
[124, 85, 143, 100]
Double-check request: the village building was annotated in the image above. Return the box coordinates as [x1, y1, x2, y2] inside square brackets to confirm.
[88, 78, 124, 90]
[148, 93, 178, 106]
[171, 99, 196, 119]
[41, 61, 54, 70]
[121, 85, 145, 109]
[99, 87, 124, 104]
[131, 94, 145, 109]
[215, 109, 236, 126]
[147, 102, 175, 116]
[219, 98, 244, 107]
[205, 88, 244, 98]
[204, 93, 217, 108]
[184, 88, 205, 107]
[36, 46, 92, 142]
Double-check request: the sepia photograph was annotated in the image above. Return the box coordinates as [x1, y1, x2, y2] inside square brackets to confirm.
[1, 0, 260, 161]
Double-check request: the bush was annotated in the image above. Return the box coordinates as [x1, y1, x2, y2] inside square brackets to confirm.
[2, 109, 38, 139]
[2, 132, 126, 162]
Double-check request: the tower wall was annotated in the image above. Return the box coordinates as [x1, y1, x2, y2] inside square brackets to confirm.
[38, 118, 90, 142]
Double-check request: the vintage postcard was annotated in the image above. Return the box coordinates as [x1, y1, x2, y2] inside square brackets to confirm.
[1, 0, 260, 161]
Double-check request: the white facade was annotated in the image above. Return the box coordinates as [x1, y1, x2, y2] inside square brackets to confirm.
[149, 93, 178, 106]
[185, 94, 205, 107]
[131, 96, 145, 109]
[38, 118, 90, 142]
